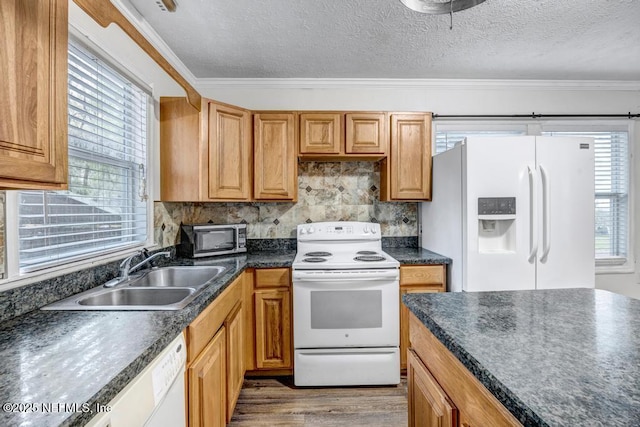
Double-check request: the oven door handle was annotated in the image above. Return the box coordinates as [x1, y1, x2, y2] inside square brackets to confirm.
[293, 279, 398, 289]
[294, 277, 396, 282]
[293, 270, 399, 282]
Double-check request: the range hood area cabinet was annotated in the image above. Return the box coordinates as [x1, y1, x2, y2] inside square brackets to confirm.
[160, 97, 253, 202]
[0, 0, 68, 190]
[380, 113, 432, 201]
[298, 112, 388, 159]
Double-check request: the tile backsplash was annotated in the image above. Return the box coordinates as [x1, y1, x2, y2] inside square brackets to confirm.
[154, 161, 418, 248]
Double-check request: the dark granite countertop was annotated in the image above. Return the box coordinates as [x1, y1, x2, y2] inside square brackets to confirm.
[384, 247, 451, 265]
[404, 289, 640, 427]
[0, 245, 437, 427]
[0, 249, 296, 427]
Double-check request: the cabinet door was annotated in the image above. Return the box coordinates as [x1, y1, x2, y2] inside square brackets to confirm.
[345, 113, 387, 154]
[225, 302, 244, 422]
[188, 327, 226, 427]
[400, 266, 446, 370]
[0, 0, 68, 189]
[208, 102, 251, 200]
[401, 286, 441, 370]
[299, 113, 342, 154]
[254, 290, 292, 369]
[389, 113, 432, 200]
[408, 349, 458, 427]
[253, 113, 297, 200]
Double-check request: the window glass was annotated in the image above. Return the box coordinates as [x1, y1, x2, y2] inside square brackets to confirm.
[542, 129, 629, 265]
[434, 125, 527, 154]
[18, 41, 150, 272]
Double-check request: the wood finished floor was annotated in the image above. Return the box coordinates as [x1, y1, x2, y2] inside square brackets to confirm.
[228, 377, 408, 427]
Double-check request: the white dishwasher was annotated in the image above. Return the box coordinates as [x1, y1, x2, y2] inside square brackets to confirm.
[87, 334, 187, 427]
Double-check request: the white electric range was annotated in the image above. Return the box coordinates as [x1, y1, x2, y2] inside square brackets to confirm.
[292, 221, 400, 387]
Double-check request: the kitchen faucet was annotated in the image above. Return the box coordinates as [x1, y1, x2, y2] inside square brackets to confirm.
[105, 250, 171, 287]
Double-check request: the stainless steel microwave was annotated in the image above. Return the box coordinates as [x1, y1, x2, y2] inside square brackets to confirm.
[178, 223, 247, 258]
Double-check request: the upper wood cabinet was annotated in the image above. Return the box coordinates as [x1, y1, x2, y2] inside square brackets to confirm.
[381, 113, 432, 201]
[160, 97, 252, 201]
[253, 113, 298, 201]
[208, 102, 252, 200]
[299, 112, 388, 159]
[0, 0, 68, 190]
[345, 113, 387, 154]
[299, 113, 342, 154]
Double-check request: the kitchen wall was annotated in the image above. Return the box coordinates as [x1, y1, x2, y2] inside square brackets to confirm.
[154, 161, 417, 247]
[199, 82, 640, 297]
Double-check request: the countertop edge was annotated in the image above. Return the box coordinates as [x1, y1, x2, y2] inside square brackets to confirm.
[404, 298, 550, 427]
[2, 247, 448, 427]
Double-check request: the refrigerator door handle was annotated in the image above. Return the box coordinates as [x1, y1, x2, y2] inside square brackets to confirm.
[539, 165, 551, 262]
[528, 165, 538, 263]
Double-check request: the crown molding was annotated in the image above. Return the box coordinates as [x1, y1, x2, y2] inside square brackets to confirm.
[197, 78, 640, 91]
[111, 0, 198, 86]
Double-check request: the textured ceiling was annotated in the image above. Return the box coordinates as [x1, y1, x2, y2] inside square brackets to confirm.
[125, 0, 640, 80]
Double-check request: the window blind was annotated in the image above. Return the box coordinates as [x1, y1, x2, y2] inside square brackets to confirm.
[434, 127, 527, 154]
[541, 129, 629, 264]
[18, 41, 149, 272]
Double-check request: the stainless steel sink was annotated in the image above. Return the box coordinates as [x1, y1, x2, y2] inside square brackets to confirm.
[42, 265, 228, 311]
[78, 288, 195, 307]
[129, 266, 226, 288]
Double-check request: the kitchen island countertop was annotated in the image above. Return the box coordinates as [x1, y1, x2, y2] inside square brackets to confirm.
[404, 288, 640, 426]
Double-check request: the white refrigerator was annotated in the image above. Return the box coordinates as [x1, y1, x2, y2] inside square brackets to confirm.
[421, 136, 595, 292]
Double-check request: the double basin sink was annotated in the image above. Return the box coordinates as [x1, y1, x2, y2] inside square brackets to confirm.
[42, 266, 227, 311]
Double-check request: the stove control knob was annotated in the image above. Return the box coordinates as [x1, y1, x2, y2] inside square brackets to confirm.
[371, 227, 377, 234]
[363, 225, 370, 234]
[300, 228, 307, 235]
[308, 226, 315, 234]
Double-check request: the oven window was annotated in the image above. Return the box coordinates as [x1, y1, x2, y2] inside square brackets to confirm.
[310, 290, 382, 329]
[198, 230, 235, 251]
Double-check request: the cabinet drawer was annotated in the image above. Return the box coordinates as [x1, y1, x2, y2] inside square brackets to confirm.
[255, 268, 290, 288]
[401, 265, 445, 286]
[187, 274, 242, 363]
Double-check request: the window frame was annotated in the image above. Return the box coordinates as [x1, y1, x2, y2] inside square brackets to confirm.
[0, 36, 156, 288]
[432, 119, 635, 275]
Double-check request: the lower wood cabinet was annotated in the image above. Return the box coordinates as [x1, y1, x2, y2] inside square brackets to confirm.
[400, 265, 446, 370]
[186, 274, 244, 426]
[188, 326, 227, 427]
[409, 313, 521, 427]
[224, 302, 244, 423]
[254, 289, 292, 369]
[408, 349, 458, 427]
[252, 268, 292, 371]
